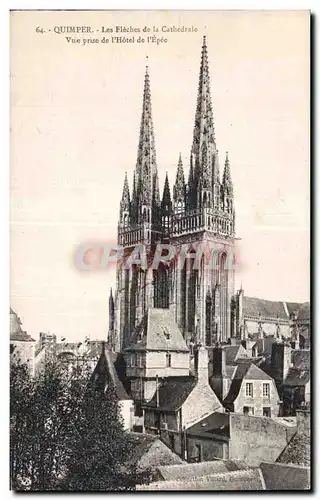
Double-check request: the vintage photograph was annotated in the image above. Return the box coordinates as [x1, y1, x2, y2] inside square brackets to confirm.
[10, 10, 310, 491]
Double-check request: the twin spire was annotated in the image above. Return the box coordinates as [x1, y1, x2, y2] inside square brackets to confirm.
[119, 36, 234, 229]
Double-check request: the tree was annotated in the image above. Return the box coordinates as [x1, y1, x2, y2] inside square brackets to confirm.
[10, 356, 149, 491]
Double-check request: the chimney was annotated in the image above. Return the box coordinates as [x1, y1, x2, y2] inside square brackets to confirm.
[271, 341, 291, 383]
[210, 346, 227, 377]
[194, 345, 209, 384]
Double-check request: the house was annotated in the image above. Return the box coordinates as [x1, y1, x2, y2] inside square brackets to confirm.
[10, 308, 36, 375]
[124, 308, 190, 406]
[142, 346, 223, 456]
[185, 411, 296, 466]
[270, 342, 310, 414]
[90, 343, 134, 430]
[209, 346, 280, 417]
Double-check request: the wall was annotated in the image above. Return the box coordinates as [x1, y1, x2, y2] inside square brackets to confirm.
[233, 378, 280, 418]
[296, 409, 310, 438]
[10, 341, 36, 376]
[145, 351, 190, 378]
[186, 436, 227, 462]
[229, 413, 296, 466]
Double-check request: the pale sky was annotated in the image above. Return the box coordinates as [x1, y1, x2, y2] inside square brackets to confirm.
[10, 10, 310, 341]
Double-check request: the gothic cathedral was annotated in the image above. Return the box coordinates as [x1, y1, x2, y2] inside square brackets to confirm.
[109, 37, 236, 352]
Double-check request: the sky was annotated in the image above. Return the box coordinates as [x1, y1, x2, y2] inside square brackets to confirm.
[10, 10, 310, 341]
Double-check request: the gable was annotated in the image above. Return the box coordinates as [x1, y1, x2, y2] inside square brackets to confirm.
[126, 309, 189, 352]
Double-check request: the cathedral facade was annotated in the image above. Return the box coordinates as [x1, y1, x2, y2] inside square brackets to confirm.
[109, 37, 236, 353]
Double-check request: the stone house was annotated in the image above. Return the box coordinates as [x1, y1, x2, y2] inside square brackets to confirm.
[10, 308, 36, 375]
[90, 343, 134, 430]
[142, 346, 223, 456]
[270, 342, 310, 415]
[209, 346, 280, 417]
[123, 308, 190, 406]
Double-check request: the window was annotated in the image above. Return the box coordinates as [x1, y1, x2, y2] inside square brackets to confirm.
[166, 352, 172, 367]
[194, 444, 203, 462]
[243, 406, 254, 416]
[245, 382, 253, 397]
[263, 407, 271, 417]
[136, 353, 143, 368]
[263, 383, 270, 398]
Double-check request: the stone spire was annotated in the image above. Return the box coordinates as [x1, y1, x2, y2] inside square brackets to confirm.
[119, 171, 130, 225]
[134, 65, 159, 222]
[189, 36, 217, 210]
[222, 151, 233, 194]
[162, 172, 172, 212]
[173, 153, 186, 212]
[222, 151, 234, 216]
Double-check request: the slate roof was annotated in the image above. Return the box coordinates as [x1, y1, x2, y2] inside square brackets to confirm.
[286, 302, 310, 321]
[187, 412, 230, 437]
[156, 459, 250, 481]
[291, 349, 310, 370]
[137, 469, 265, 491]
[126, 433, 184, 469]
[125, 309, 189, 352]
[243, 297, 288, 319]
[297, 303, 310, 321]
[90, 344, 131, 400]
[276, 433, 310, 467]
[224, 362, 273, 405]
[260, 462, 310, 490]
[284, 367, 310, 387]
[143, 376, 196, 411]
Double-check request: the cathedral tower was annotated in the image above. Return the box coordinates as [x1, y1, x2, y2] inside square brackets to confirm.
[113, 37, 236, 352]
[170, 36, 236, 345]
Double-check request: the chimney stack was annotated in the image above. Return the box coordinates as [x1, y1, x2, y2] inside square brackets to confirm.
[194, 345, 209, 384]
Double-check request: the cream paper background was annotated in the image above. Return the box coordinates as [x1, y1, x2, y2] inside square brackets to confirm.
[10, 10, 309, 341]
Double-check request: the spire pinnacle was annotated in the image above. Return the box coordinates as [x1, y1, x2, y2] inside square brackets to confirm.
[223, 151, 233, 191]
[174, 153, 186, 205]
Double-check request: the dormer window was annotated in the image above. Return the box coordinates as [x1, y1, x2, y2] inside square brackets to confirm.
[163, 327, 170, 341]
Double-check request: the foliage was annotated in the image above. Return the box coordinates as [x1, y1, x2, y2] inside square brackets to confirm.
[10, 356, 149, 491]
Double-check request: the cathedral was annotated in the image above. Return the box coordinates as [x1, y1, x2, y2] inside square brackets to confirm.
[109, 36, 236, 353]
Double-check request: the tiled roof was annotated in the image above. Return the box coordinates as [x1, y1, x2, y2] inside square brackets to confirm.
[276, 433, 310, 467]
[187, 412, 230, 437]
[260, 462, 310, 490]
[125, 309, 189, 352]
[156, 459, 250, 481]
[137, 469, 265, 491]
[243, 297, 288, 319]
[126, 433, 184, 469]
[90, 344, 131, 400]
[143, 376, 196, 411]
